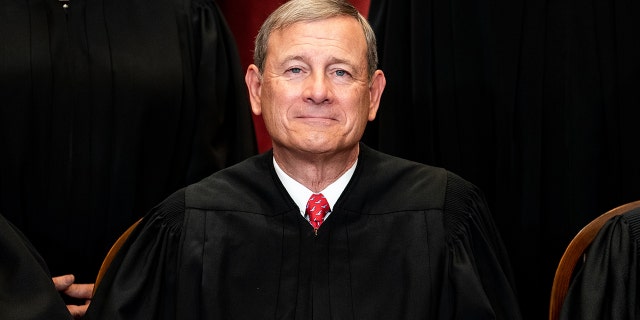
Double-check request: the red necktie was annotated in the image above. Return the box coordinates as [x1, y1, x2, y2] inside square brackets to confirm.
[306, 193, 330, 231]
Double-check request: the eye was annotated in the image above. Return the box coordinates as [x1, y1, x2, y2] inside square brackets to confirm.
[335, 69, 349, 77]
[289, 67, 302, 74]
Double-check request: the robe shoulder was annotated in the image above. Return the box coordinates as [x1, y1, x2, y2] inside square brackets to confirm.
[348, 145, 493, 239]
[146, 144, 499, 249]
[185, 151, 293, 215]
[172, 145, 494, 239]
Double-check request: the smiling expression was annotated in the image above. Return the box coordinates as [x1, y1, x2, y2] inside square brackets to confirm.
[246, 15, 386, 158]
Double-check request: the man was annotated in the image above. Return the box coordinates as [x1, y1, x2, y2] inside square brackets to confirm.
[86, 0, 523, 318]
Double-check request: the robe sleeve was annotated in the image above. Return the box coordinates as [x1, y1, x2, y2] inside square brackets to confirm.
[186, 0, 256, 181]
[439, 173, 523, 319]
[559, 209, 640, 320]
[85, 190, 188, 319]
[0, 214, 71, 320]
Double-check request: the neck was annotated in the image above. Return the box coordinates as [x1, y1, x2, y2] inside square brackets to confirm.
[273, 145, 359, 193]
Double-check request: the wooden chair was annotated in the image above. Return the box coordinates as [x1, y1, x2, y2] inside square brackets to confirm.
[548, 200, 640, 320]
[93, 218, 143, 295]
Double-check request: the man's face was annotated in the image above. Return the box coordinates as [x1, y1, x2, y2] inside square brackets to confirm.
[247, 16, 385, 157]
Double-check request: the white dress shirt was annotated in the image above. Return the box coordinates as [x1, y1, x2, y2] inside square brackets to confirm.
[273, 157, 356, 222]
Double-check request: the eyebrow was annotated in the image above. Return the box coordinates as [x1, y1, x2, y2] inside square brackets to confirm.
[279, 55, 358, 71]
[279, 55, 306, 67]
[327, 57, 355, 68]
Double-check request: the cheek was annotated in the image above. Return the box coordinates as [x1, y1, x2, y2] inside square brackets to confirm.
[342, 106, 370, 136]
[352, 92, 372, 120]
[261, 106, 284, 131]
[260, 84, 285, 120]
[260, 100, 292, 134]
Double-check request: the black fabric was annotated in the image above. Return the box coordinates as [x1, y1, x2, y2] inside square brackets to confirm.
[366, 0, 640, 318]
[560, 207, 640, 319]
[87, 144, 522, 319]
[0, 0, 256, 283]
[0, 214, 71, 320]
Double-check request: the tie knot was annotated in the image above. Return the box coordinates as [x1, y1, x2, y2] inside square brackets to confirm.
[305, 193, 330, 230]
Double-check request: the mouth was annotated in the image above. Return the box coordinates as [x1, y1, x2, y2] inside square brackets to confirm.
[296, 116, 337, 125]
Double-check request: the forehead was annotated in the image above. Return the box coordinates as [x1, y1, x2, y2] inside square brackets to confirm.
[266, 16, 367, 63]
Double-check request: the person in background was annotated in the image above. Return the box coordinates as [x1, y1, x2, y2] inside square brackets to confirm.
[52, 275, 93, 318]
[1, 213, 81, 319]
[0, 0, 256, 314]
[85, 0, 522, 318]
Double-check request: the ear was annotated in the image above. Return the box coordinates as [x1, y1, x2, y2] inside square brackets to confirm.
[245, 64, 263, 116]
[367, 70, 386, 121]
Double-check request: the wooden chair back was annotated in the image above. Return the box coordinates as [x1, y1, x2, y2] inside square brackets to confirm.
[93, 218, 142, 295]
[549, 200, 640, 320]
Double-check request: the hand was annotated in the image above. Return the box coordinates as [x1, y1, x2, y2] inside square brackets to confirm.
[52, 274, 94, 319]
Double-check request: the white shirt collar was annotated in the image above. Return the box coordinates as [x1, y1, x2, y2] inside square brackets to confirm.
[273, 157, 357, 219]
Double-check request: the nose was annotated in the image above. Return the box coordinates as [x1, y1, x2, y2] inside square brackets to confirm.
[303, 72, 332, 105]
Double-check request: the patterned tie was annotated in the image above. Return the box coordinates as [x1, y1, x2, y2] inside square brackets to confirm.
[306, 193, 331, 232]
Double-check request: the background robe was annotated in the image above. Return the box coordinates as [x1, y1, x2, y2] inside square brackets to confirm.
[0, 214, 71, 320]
[0, 0, 256, 283]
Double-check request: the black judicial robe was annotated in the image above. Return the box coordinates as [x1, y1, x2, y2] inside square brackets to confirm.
[0, 214, 71, 320]
[0, 0, 255, 282]
[560, 207, 640, 319]
[87, 144, 523, 319]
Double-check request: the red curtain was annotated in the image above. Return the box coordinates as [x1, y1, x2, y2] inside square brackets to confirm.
[219, 0, 371, 153]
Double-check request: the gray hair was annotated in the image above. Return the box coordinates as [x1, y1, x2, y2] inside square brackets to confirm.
[253, 0, 378, 79]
